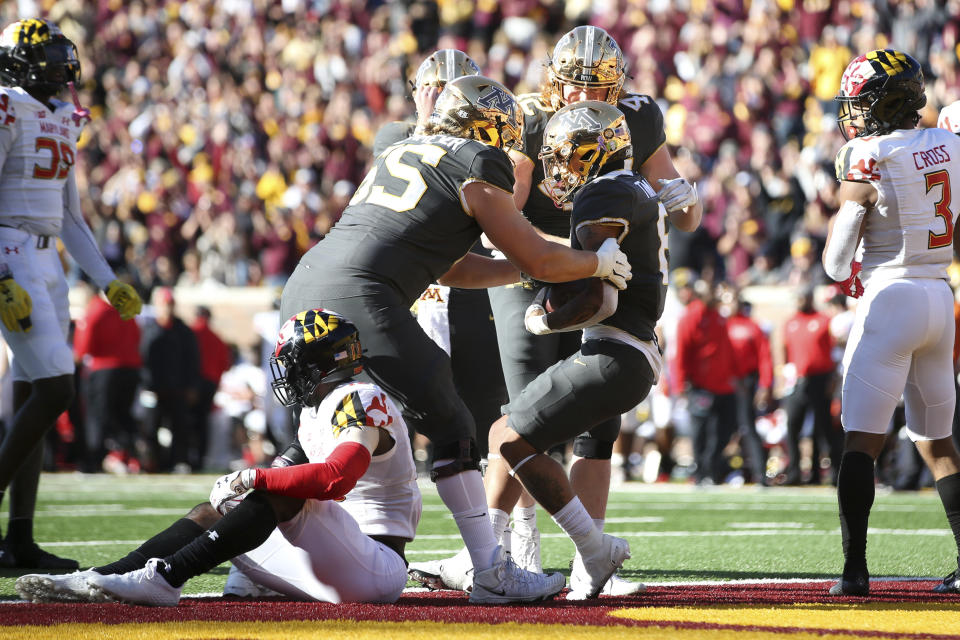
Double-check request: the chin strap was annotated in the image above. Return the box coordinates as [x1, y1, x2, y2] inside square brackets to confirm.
[68, 81, 90, 126]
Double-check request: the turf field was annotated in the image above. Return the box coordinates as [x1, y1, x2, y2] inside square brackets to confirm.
[1, 472, 957, 599]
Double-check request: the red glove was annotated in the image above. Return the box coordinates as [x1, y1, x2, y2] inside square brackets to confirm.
[837, 261, 864, 298]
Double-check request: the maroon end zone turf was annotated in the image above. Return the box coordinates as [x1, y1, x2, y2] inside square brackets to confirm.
[2, 581, 958, 627]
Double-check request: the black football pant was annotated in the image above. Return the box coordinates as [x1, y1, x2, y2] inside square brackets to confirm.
[734, 372, 768, 483]
[688, 389, 738, 484]
[784, 372, 842, 483]
[84, 367, 140, 470]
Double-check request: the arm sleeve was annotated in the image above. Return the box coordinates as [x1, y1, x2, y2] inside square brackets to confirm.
[823, 199, 866, 281]
[252, 441, 372, 500]
[60, 171, 116, 289]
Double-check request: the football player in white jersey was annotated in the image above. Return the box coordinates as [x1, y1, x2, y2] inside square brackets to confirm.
[824, 50, 960, 596]
[16, 309, 422, 605]
[0, 18, 142, 570]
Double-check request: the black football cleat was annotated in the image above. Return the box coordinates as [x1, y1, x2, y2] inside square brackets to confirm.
[933, 569, 959, 594]
[829, 565, 869, 596]
[0, 541, 79, 570]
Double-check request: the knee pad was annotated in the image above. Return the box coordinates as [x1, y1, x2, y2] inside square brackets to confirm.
[430, 438, 481, 481]
[573, 435, 615, 460]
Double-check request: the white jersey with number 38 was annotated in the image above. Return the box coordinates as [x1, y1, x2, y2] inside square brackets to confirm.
[0, 86, 83, 235]
[835, 127, 960, 284]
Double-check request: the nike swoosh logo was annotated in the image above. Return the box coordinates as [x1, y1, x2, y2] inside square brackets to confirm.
[574, 359, 587, 366]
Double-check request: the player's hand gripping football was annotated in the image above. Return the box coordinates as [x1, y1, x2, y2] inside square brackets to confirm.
[592, 237, 632, 290]
[105, 279, 143, 320]
[837, 260, 864, 298]
[524, 302, 550, 335]
[0, 267, 32, 333]
[210, 469, 256, 515]
[657, 177, 698, 213]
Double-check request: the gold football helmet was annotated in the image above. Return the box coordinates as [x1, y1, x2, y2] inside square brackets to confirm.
[429, 75, 524, 152]
[539, 100, 631, 206]
[413, 49, 480, 89]
[545, 26, 625, 110]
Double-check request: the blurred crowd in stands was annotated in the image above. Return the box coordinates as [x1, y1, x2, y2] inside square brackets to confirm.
[2, 0, 960, 486]
[2, 0, 957, 294]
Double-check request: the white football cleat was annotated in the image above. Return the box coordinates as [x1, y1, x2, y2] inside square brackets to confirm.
[408, 546, 474, 592]
[511, 522, 542, 574]
[223, 564, 281, 598]
[601, 571, 646, 596]
[86, 558, 182, 607]
[469, 546, 565, 604]
[566, 534, 631, 600]
[15, 569, 100, 602]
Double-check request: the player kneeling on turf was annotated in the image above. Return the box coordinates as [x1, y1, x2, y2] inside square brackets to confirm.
[16, 309, 421, 606]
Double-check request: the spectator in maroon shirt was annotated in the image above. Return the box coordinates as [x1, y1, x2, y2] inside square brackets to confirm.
[721, 285, 774, 486]
[73, 280, 143, 473]
[780, 287, 842, 485]
[675, 280, 740, 485]
[189, 307, 232, 471]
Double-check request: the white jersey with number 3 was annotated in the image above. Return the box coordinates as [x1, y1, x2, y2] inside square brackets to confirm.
[835, 127, 960, 285]
[0, 87, 83, 235]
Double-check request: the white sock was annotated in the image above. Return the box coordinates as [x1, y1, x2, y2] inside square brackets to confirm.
[489, 508, 510, 542]
[593, 518, 605, 533]
[434, 467, 499, 571]
[551, 496, 603, 558]
[512, 504, 538, 532]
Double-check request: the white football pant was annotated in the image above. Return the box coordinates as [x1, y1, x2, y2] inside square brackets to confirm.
[841, 277, 955, 441]
[232, 498, 408, 603]
[0, 227, 74, 382]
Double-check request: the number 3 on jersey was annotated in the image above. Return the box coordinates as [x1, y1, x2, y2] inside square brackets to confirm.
[33, 136, 74, 180]
[925, 169, 954, 249]
[351, 144, 447, 212]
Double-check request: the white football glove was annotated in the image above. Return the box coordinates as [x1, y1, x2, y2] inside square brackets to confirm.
[657, 177, 698, 213]
[524, 303, 551, 335]
[210, 469, 256, 515]
[592, 237, 632, 290]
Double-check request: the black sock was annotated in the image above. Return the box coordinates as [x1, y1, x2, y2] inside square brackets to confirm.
[0, 490, 4, 539]
[160, 492, 279, 588]
[837, 451, 875, 572]
[5, 518, 33, 545]
[95, 518, 204, 575]
[935, 472, 960, 569]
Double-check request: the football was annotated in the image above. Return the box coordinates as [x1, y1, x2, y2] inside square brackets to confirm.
[543, 279, 591, 312]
